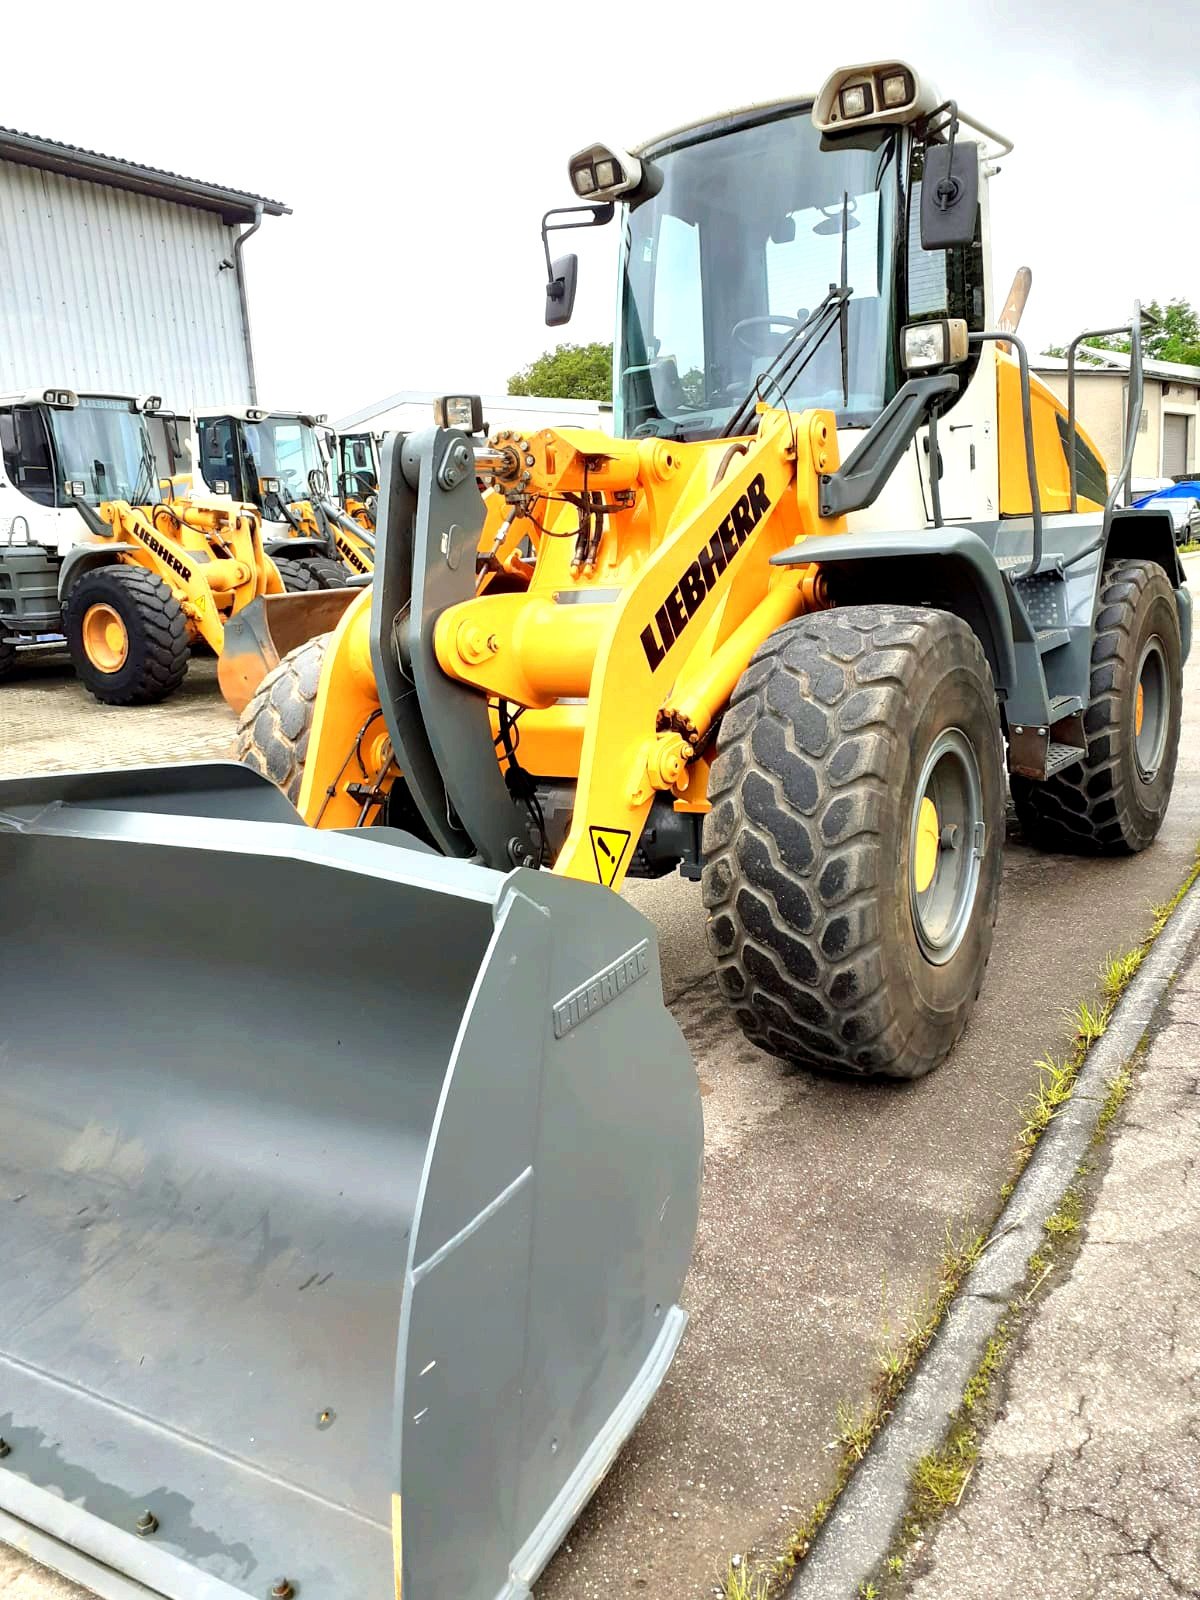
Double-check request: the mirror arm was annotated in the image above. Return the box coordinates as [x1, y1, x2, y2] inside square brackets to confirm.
[539, 203, 615, 299]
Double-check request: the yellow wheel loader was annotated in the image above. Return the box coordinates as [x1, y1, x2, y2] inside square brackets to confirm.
[0, 389, 305, 704]
[239, 61, 1187, 1075]
[336, 427, 383, 532]
[0, 60, 1187, 1600]
[188, 407, 378, 709]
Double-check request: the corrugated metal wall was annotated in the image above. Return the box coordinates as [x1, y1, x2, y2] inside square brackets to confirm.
[0, 159, 251, 409]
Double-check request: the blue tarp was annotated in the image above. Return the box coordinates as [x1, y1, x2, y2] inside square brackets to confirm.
[1133, 481, 1200, 506]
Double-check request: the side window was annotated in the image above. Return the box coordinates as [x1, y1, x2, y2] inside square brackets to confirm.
[907, 150, 985, 328]
[0, 410, 16, 481]
[198, 417, 238, 493]
[3, 407, 56, 506]
[653, 215, 705, 403]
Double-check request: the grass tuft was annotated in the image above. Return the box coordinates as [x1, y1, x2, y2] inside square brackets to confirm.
[1043, 1184, 1082, 1239]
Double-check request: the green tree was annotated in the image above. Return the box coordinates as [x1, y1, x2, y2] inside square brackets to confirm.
[1045, 297, 1200, 367]
[508, 342, 612, 400]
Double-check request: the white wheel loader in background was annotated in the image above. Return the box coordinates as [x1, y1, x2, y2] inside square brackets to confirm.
[0, 388, 313, 703]
[0, 57, 1187, 1600]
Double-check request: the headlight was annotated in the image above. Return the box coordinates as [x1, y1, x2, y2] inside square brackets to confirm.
[881, 70, 913, 108]
[839, 83, 872, 119]
[567, 142, 642, 202]
[902, 318, 969, 372]
[433, 395, 484, 434]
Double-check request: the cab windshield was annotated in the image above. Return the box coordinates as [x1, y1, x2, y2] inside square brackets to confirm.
[616, 107, 901, 440]
[49, 398, 161, 507]
[242, 418, 326, 504]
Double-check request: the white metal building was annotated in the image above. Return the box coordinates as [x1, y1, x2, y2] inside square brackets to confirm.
[337, 390, 612, 438]
[0, 127, 288, 410]
[1034, 349, 1199, 482]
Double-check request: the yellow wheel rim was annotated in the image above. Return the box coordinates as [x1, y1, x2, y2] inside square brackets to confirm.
[1135, 680, 1145, 737]
[81, 603, 128, 672]
[914, 795, 940, 894]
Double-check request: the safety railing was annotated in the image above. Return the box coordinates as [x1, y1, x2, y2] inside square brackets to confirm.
[956, 330, 1044, 576]
[0, 515, 33, 546]
[1067, 303, 1145, 517]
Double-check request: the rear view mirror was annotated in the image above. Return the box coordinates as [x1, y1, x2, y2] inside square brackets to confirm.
[539, 202, 613, 328]
[546, 253, 579, 327]
[920, 137, 979, 250]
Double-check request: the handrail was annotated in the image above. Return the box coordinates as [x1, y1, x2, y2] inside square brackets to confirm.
[969, 330, 1042, 576]
[1067, 304, 1145, 515]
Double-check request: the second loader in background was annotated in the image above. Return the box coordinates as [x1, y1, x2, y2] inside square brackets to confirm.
[0, 388, 307, 703]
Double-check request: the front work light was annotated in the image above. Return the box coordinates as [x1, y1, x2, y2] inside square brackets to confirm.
[568, 142, 642, 203]
[259, 477, 280, 495]
[902, 318, 969, 372]
[839, 83, 872, 119]
[43, 389, 77, 408]
[813, 60, 936, 133]
[433, 395, 484, 434]
[881, 70, 913, 108]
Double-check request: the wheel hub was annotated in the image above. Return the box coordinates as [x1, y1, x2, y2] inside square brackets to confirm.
[908, 728, 985, 966]
[82, 603, 128, 673]
[1134, 637, 1169, 779]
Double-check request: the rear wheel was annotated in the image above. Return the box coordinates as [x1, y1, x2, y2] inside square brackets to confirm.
[237, 633, 329, 805]
[1012, 559, 1182, 853]
[296, 555, 351, 590]
[702, 605, 1005, 1079]
[271, 555, 321, 594]
[64, 566, 190, 705]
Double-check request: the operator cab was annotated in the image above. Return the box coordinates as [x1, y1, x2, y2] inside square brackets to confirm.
[195, 407, 332, 527]
[0, 389, 165, 555]
[336, 430, 380, 503]
[540, 60, 1002, 534]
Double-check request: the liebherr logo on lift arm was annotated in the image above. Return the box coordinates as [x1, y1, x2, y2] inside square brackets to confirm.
[135, 528, 193, 580]
[639, 473, 772, 671]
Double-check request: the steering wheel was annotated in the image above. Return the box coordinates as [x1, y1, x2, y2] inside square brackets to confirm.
[731, 314, 804, 353]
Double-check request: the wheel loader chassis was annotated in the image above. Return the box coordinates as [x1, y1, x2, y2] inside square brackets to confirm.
[294, 380, 1188, 886]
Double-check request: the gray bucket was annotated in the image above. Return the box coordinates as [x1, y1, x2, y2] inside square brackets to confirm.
[0, 765, 701, 1600]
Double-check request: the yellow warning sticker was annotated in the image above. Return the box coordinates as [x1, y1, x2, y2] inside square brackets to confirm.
[589, 825, 632, 887]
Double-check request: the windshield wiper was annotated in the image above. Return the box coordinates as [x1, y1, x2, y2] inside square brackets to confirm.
[724, 191, 855, 439]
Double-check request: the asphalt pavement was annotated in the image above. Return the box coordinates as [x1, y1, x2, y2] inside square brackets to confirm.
[904, 917, 1200, 1600]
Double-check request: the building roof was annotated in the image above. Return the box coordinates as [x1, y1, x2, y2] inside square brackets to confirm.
[1033, 347, 1200, 385]
[0, 126, 289, 224]
[337, 389, 613, 431]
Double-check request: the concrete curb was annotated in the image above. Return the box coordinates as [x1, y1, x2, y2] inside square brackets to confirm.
[786, 876, 1200, 1598]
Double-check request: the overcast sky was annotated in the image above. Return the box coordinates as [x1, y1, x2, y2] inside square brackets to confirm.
[7, 0, 1197, 419]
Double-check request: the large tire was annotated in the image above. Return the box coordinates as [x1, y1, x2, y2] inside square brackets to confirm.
[271, 555, 321, 594]
[64, 566, 190, 705]
[1012, 559, 1182, 854]
[296, 555, 352, 590]
[237, 633, 328, 805]
[702, 606, 1005, 1080]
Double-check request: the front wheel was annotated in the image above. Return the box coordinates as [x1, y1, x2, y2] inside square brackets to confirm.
[237, 633, 329, 805]
[64, 566, 190, 705]
[702, 605, 1005, 1080]
[1012, 559, 1182, 854]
